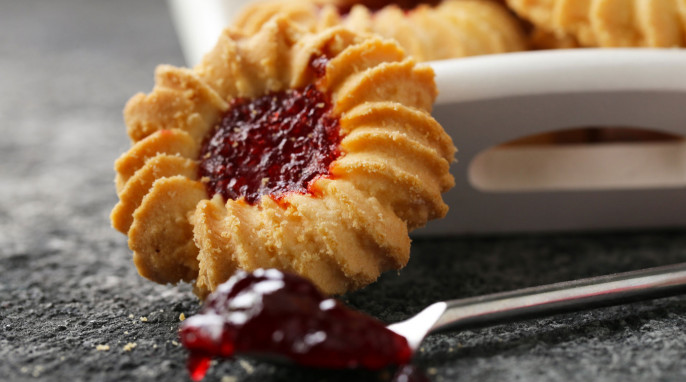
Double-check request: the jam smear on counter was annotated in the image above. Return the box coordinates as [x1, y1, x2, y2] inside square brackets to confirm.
[198, 84, 341, 205]
[180, 269, 413, 381]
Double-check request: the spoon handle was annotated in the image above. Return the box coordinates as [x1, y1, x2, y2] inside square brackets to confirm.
[431, 262, 686, 333]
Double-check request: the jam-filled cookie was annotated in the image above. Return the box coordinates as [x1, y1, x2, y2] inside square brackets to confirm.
[234, 0, 527, 62]
[111, 18, 456, 298]
[506, 0, 686, 48]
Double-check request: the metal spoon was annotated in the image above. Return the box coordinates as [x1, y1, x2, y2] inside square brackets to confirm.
[387, 262, 686, 351]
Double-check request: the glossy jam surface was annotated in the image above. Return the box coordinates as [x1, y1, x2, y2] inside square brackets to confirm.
[180, 269, 412, 381]
[338, 0, 440, 13]
[199, 85, 341, 204]
[309, 55, 330, 78]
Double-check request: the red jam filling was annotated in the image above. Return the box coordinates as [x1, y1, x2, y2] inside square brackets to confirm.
[180, 269, 413, 381]
[198, 84, 341, 204]
[309, 55, 330, 78]
[338, 0, 440, 13]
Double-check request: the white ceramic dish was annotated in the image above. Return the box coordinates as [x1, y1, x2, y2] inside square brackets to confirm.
[168, 0, 686, 234]
[168, 0, 252, 67]
[429, 50, 686, 234]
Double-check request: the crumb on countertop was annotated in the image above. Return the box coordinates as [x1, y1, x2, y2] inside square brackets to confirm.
[239, 359, 254, 374]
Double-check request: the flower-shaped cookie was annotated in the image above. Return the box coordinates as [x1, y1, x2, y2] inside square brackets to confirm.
[506, 0, 686, 48]
[234, 0, 527, 62]
[111, 18, 455, 298]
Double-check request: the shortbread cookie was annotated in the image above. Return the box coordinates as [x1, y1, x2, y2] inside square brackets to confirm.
[528, 27, 580, 49]
[234, 0, 527, 61]
[506, 0, 686, 47]
[111, 18, 456, 298]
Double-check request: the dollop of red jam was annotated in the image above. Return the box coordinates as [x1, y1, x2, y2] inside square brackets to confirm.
[198, 84, 341, 204]
[180, 269, 412, 381]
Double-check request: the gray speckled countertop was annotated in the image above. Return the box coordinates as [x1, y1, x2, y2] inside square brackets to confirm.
[1, 1, 686, 381]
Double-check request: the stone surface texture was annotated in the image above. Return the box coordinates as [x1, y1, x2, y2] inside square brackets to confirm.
[1, 1, 685, 381]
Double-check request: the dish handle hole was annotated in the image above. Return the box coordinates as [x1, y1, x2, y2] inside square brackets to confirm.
[469, 127, 686, 192]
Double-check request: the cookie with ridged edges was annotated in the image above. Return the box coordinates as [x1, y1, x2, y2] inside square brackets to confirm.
[234, 0, 527, 62]
[111, 18, 456, 299]
[506, 0, 686, 47]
